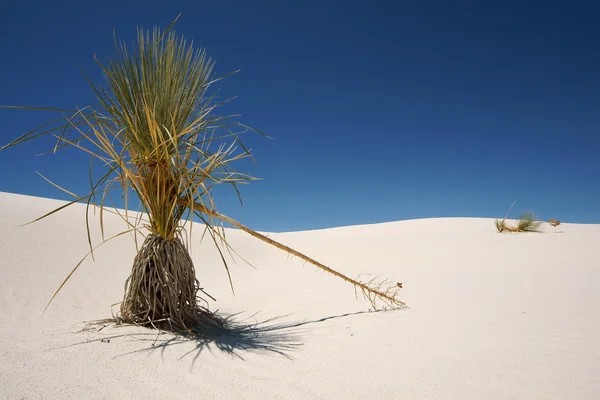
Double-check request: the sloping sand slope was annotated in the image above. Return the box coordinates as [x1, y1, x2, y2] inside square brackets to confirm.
[0, 191, 598, 399]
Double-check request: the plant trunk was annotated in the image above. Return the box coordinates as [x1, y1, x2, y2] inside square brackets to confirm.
[119, 233, 222, 333]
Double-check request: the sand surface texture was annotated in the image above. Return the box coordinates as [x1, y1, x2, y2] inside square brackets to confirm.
[1, 192, 599, 399]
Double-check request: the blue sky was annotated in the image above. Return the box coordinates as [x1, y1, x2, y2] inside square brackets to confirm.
[1, 0, 599, 231]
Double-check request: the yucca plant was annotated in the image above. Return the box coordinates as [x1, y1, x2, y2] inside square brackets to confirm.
[1, 18, 403, 335]
[495, 200, 515, 233]
[494, 218, 508, 233]
[495, 201, 542, 234]
[514, 212, 543, 232]
[548, 218, 561, 227]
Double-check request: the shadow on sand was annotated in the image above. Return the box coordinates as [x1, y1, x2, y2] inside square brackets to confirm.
[57, 309, 398, 365]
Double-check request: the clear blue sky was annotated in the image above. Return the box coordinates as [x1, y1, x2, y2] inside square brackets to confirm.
[1, 0, 599, 231]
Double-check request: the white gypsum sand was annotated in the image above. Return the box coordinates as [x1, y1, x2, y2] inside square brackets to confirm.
[0, 191, 599, 399]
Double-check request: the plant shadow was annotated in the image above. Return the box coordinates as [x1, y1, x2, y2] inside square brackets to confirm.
[60, 308, 398, 366]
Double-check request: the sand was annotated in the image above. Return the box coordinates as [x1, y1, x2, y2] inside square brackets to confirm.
[0, 191, 598, 399]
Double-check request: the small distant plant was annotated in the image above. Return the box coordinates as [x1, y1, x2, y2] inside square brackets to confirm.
[495, 218, 508, 232]
[514, 212, 543, 232]
[495, 202, 543, 233]
[548, 218, 561, 227]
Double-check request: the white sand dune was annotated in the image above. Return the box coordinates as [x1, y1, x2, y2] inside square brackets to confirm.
[0, 191, 599, 399]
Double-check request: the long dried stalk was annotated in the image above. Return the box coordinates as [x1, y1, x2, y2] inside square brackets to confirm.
[182, 199, 405, 309]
